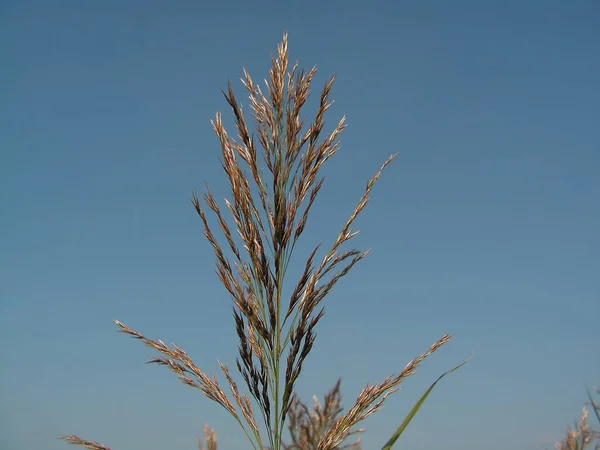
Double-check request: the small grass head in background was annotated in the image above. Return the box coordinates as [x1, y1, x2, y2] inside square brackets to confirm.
[556, 408, 600, 450]
[555, 384, 600, 450]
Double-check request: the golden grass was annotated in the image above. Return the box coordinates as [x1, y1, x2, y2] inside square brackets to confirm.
[556, 386, 600, 450]
[61, 436, 111, 450]
[284, 380, 362, 450]
[61, 32, 453, 450]
[556, 408, 599, 450]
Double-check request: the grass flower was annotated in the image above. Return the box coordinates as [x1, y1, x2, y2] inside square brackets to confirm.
[61, 32, 466, 450]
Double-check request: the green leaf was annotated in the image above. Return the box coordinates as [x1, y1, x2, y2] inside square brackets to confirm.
[586, 386, 600, 427]
[380, 354, 472, 450]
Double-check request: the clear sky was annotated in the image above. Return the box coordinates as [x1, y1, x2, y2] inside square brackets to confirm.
[1, 1, 599, 450]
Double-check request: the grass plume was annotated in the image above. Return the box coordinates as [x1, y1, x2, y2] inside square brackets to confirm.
[283, 379, 363, 450]
[61, 32, 463, 450]
[556, 408, 600, 450]
[556, 384, 600, 450]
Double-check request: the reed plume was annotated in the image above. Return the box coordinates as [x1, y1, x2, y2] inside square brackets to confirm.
[61, 32, 461, 450]
[283, 379, 363, 450]
[556, 408, 600, 450]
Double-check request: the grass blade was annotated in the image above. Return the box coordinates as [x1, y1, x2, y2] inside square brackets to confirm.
[380, 355, 472, 450]
[586, 386, 600, 427]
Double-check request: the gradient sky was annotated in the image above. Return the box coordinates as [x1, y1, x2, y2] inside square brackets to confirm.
[1, 1, 599, 450]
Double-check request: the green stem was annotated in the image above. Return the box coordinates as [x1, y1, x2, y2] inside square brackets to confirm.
[273, 267, 283, 450]
[273, 104, 286, 450]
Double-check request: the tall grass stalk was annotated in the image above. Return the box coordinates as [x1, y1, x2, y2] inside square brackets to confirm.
[61, 32, 466, 450]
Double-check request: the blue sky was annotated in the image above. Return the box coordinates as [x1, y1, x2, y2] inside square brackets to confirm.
[1, 1, 599, 450]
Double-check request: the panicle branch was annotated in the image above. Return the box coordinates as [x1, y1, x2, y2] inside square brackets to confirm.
[284, 379, 363, 450]
[317, 334, 452, 450]
[60, 436, 111, 450]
